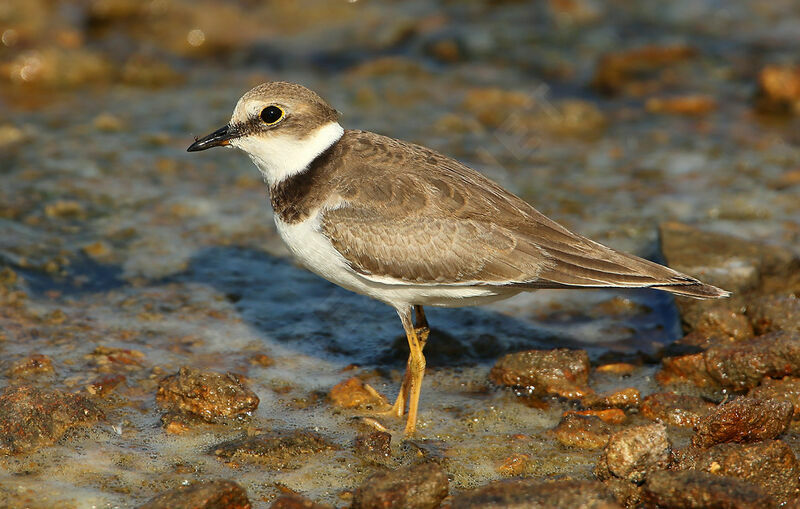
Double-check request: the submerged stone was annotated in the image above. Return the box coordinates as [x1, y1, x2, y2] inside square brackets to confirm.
[351, 461, 448, 509]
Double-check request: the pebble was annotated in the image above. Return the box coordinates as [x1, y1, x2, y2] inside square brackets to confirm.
[351, 461, 448, 509]
[691, 397, 792, 448]
[755, 65, 800, 115]
[489, 348, 591, 399]
[329, 377, 388, 409]
[552, 413, 611, 450]
[269, 494, 333, 509]
[353, 430, 392, 465]
[644, 470, 771, 509]
[640, 392, 714, 427]
[674, 440, 800, 504]
[450, 479, 620, 508]
[156, 367, 259, 423]
[0, 385, 103, 455]
[138, 480, 251, 509]
[594, 423, 670, 483]
[209, 430, 338, 468]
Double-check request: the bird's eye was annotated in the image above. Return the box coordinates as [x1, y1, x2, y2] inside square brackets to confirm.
[260, 105, 284, 125]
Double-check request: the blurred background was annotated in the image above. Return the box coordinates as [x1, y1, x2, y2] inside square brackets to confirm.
[1, 0, 800, 506]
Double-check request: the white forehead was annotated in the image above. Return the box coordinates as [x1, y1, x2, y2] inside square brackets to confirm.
[231, 94, 276, 124]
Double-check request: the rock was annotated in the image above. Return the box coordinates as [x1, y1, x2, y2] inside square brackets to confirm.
[646, 95, 716, 115]
[329, 377, 388, 409]
[594, 423, 670, 483]
[677, 306, 755, 343]
[595, 363, 636, 376]
[659, 222, 796, 295]
[44, 200, 86, 219]
[564, 408, 626, 424]
[691, 397, 792, 448]
[496, 453, 531, 477]
[156, 367, 259, 423]
[552, 413, 611, 450]
[703, 332, 800, 390]
[755, 65, 800, 115]
[0, 385, 103, 455]
[658, 222, 800, 337]
[748, 377, 800, 419]
[138, 480, 251, 509]
[209, 430, 338, 468]
[592, 44, 697, 95]
[269, 494, 333, 509]
[602, 478, 643, 508]
[641, 392, 714, 427]
[8, 354, 55, 379]
[489, 349, 591, 399]
[351, 461, 448, 509]
[89, 346, 146, 371]
[674, 440, 800, 504]
[85, 374, 126, 398]
[644, 470, 772, 509]
[449, 479, 620, 508]
[354, 430, 392, 465]
[748, 294, 800, 334]
[656, 352, 718, 388]
[585, 388, 640, 409]
[462, 87, 534, 128]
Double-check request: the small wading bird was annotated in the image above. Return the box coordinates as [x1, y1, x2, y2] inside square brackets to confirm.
[188, 82, 729, 435]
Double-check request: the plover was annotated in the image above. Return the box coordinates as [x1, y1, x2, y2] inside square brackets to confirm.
[188, 81, 729, 435]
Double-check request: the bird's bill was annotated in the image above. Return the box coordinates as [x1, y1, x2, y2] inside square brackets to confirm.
[187, 125, 237, 152]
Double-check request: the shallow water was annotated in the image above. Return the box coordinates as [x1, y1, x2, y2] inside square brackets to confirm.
[1, 0, 799, 506]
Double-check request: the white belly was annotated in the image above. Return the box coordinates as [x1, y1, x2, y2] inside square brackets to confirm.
[274, 213, 520, 310]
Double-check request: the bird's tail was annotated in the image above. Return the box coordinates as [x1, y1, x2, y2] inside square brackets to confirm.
[651, 282, 731, 299]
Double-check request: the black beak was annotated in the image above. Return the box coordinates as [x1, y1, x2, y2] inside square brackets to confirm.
[187, 125, 237, 152]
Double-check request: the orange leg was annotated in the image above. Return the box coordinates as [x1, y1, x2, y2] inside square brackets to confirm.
[395, 305, 428, 435]
[388, 305, 429, 419]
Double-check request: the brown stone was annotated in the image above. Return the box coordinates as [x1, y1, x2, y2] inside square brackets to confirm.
[0, 385, 104, 455]
[565, 408, 626, 425]
[755, 65, 800, 115]
[138, 480, 251, 509]
[748, 294, 800, 335]
[489, 348, 591, 399]
[703, 332, 800, 390]
[552, 413, 611, 450]
[329, 377, 388, 409]
[351, 461, 448, 509]
[209, 430, 338, 468]
[594, 423, 670, 483]
[644, 470, 772, 509]
[748, 377, 800, 419]
[8, 354, 55, 379]
[646, 95, 716, 115]
[641, 392, 714, 427]
[450, 479, 620, 508]
[496, 453, 531, 477]
[156, 367, 259, 423]
[674, 440, 800, 504]
[592, 44, 697, 95]
[656, 353, 717, 388]
[353, 431, 392, 464]
[586, 387, 640, 409]
[595, 363, 636, 376]
[269, 494, 333, 509]
[691, 397, 792, 448]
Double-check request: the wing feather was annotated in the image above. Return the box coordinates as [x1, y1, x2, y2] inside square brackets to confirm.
[316, 131, 727, 298]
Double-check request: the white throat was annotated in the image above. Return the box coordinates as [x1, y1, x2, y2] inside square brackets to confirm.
[233, 122, 344, 186]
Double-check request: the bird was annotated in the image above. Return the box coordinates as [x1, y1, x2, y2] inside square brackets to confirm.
[187, 81, 729, 435]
